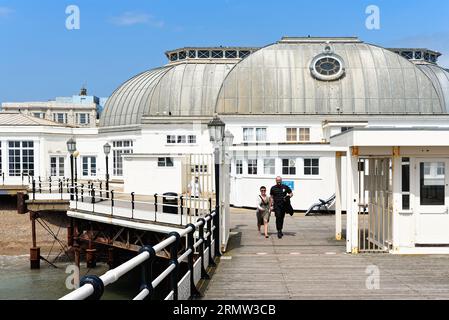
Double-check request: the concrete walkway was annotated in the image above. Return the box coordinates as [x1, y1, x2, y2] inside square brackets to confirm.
[203, 208, 449, 300]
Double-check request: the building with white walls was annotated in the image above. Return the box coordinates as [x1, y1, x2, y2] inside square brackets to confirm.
[1, 37, 449, 253]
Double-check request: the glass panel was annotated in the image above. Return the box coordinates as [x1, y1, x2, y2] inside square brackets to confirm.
[256, 128, 266, 141]
[402, 163, 410, 192]
[402, 195, 410, 210]
[420, 162, 445, 206]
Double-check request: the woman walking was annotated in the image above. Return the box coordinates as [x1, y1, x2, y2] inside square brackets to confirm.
[256, 186, 271, 238]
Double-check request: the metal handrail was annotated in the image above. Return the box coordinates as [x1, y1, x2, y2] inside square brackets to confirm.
[60, 210, 217, 301]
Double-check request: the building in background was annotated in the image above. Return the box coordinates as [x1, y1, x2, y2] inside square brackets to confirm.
[1, 87, 108, 128]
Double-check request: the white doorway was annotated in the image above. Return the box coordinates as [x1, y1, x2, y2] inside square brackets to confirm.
[415, 159, 449, 245]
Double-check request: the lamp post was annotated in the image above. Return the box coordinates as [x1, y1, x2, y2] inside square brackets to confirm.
[73, 150, 80, 184]
[103, 143, 111, 198]
[66, 138, 77, 200]
[207, 116, 226, 258]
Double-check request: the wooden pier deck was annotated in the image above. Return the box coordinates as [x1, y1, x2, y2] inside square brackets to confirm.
[203, 208, 449, 300]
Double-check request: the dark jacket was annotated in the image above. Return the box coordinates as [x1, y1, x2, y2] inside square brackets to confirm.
[284, 195, 294, 216]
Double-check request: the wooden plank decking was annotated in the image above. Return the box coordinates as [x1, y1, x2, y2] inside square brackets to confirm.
[203, 208, 449, 300]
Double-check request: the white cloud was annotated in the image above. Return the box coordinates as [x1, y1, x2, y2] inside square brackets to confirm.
[0, 6, 13, 18]
[110, 12, 164, 28]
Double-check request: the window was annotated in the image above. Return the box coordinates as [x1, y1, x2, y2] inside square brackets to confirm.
[8, 141, 34, 176]
[286, 128, 310, 142]
[264, 159, 275, 175]
[188, 135, 197, 144]
[211, 50, 224, 58]
[282, 159, 296, 175]
[225, 50, 237, 59]
[53, 113, 67, 124]
[401, 51, 413, 60]
[256, 128, 267, 141]
[188, 50, 196, 58]
[191, 165, 208, 173]
[158, 157, 174, 167]
[77, 113, 90, 125]
[314, 57, 342, 76]
[304, 158, 319, 176]
[236, 160, 243, 175]
[177, 135, 187, 144]
[414, 51, 423, 60]
[178, 51, 186, 60]
[341, 127, 353, 133]
[248, 159, 258, 175]
[167, 135, 176, 144]
[198, 50, 210, 58]
[33, 113, 45, 119]
[243, 128, 254, 142]
[169, 53, 178, 61]
[424, 52, 430, 61]
[402, 158, 410, 210]
[112, 140, 133, 176]
[420, 162, 445, 206]
[82, 156, 97, 177]
[50, 156, 65, 177]
[239, 51, 251, 59]
[243, 128, 266, 142]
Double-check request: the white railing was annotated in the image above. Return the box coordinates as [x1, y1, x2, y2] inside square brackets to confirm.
[60, 210, 218, 300]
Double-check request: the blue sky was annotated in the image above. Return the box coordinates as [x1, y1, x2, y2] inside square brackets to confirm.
[0, 0, 448, 103]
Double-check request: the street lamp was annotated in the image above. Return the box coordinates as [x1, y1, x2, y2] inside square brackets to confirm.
[103, 143, 111, 198]
[66, 138, 77, 200]
[207, 116, 226, 258]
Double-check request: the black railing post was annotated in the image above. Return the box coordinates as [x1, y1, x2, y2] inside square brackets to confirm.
[32, 179, 36, 201]
[38, 176, 42, 193]
[185, 224, 201, 299]
[81, 184, 84, 202]
[75, 184, 79, 202]
[2, 172, 4, 185]
[180, 196, 184, 226]
[49, 177, 52, 194]
[111, 190, 114, 216]
[168, 232, 181, 300]
[154, 193, 158, 222]
[197, 218, 209, 279]
[139, 246, 156, 300]
[131, 192, 135, 219]
[91, 186, 95, 213]
[99, 182, 103, 200]
[206, 216, 216, 267]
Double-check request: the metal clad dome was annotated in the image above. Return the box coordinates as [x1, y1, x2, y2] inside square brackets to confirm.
[417, 63, 449, 113]
[100, 67, 170, 127]
[215, 39, 444, 115]
[100, 62, 235, 128]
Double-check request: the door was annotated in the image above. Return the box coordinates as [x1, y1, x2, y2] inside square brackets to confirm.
[415, 159, 449, 244]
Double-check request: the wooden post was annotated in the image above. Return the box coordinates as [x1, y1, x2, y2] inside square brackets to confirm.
[17, 192, 27, 214]
[335, 152, 343, 241]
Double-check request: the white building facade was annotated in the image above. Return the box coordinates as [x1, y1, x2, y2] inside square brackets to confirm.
[2, 37, 449, 253]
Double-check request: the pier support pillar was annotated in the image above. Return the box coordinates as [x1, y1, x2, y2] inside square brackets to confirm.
[86, 249, 97, 268]
[74, 245, 81, 269]
[30, 211, 40, 269]
[67, 220, 74, 247]
[30, 247, 40, 269]
[107, 247, 116, 269]
[17, 192, 27, 214]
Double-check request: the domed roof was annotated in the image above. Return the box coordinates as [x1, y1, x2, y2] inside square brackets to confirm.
[215, 37, 445, 115]
[416, 63, 449, 113]
[100, 62, 235, 128]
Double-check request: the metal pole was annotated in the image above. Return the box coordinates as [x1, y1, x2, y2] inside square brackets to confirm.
[186, 224, 201, 299]
[74, 156, 78, 184]
[105, 155, 110, 198]
[70, 154, 74, 201]
[169, 232, 181, 300]
[214, 147, 221, 257]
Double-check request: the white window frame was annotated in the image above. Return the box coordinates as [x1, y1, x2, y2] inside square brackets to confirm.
[247, 159, 258, 175]
[77, 113, 90, 125]
[243, 127, 267, 142]
[53, 113, 67, 124]
[158, 157, 174, 167]
[263, 159, 276, 175]
[304, 158, 320, 176]
[112, 140, 134, 176]
[235, 159, 243, 175]
[50, 156, 65, 177]
[286, 127, 310, 142]
[282, 158, 297, 176]
[82, 156, 97, 177]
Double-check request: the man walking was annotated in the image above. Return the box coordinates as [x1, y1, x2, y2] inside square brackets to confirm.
[270, 176, 293, 239]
